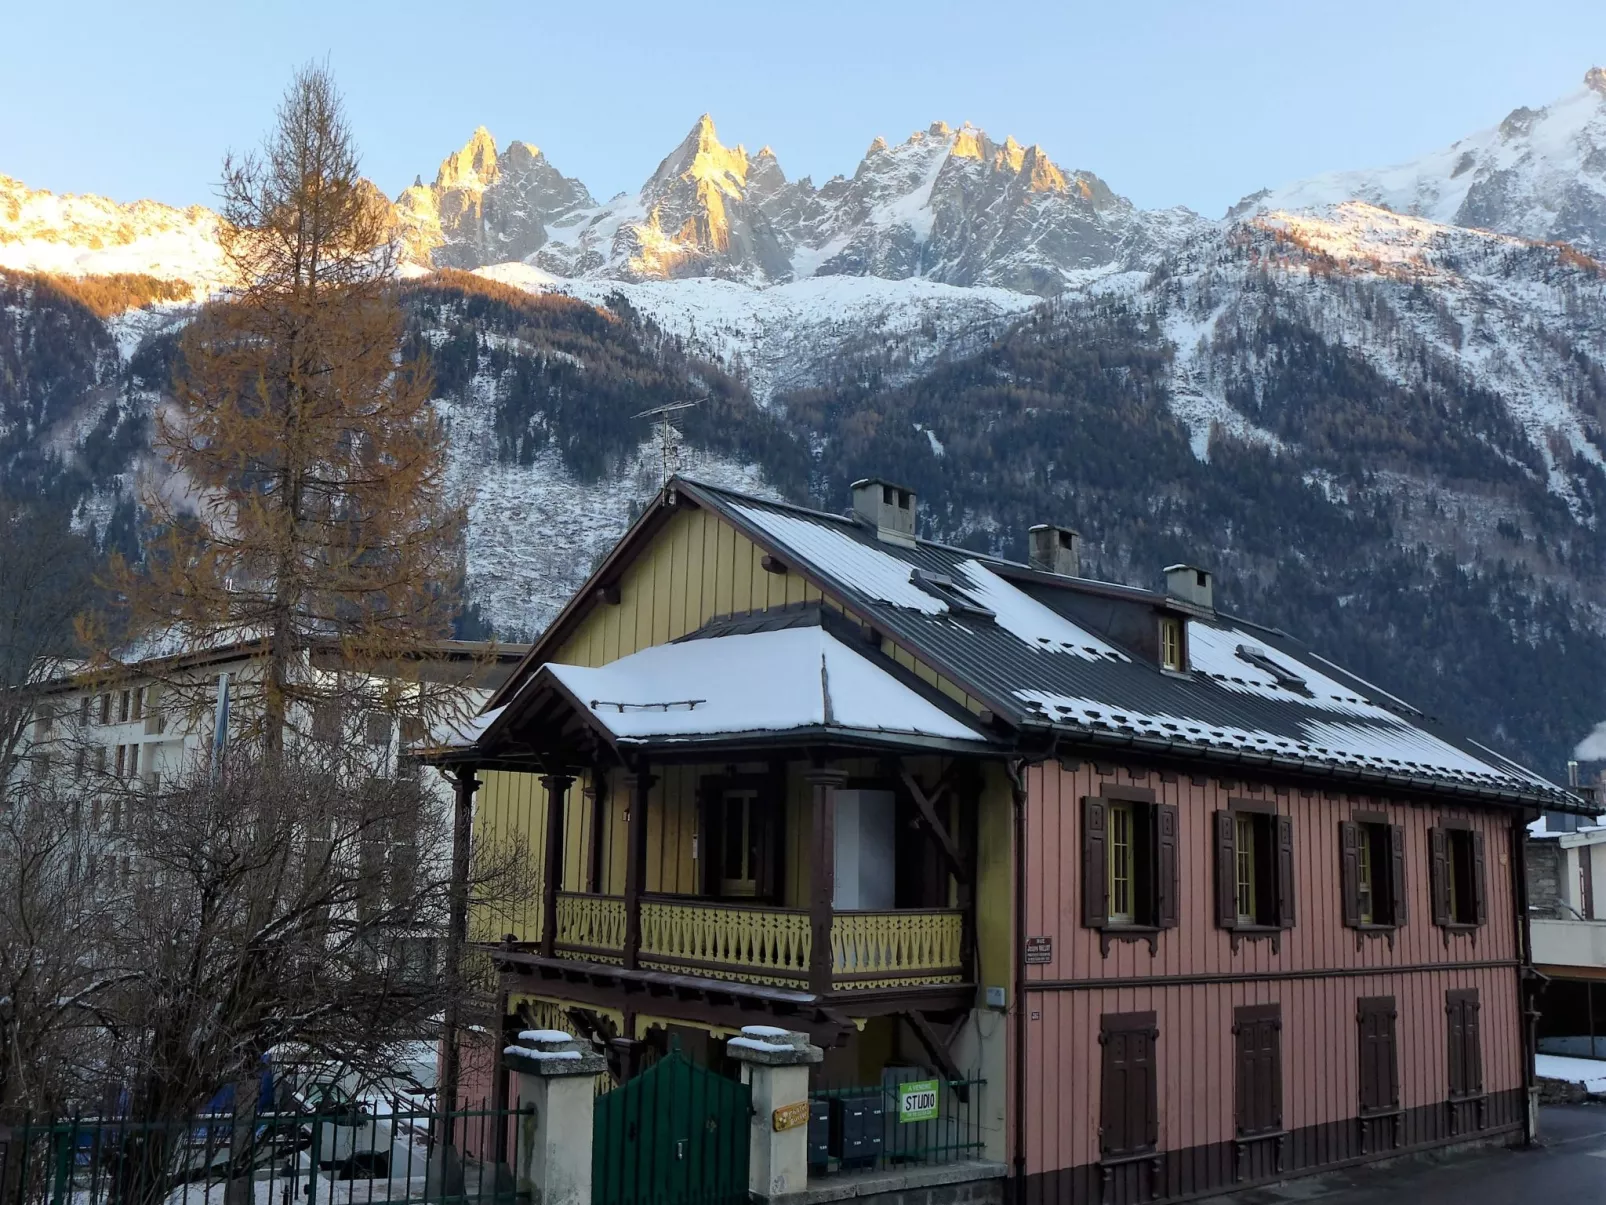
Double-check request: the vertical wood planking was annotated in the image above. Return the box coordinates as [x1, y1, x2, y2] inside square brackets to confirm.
[1024, 760, 1528, 1183]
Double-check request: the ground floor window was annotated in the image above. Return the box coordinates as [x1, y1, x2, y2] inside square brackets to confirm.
[1099, 1011, 1159, 1158]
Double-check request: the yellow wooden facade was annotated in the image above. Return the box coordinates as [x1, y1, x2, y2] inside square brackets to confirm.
[469, 498, 1015, 1064]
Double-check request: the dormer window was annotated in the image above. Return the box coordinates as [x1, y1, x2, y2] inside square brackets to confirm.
[1159, 617, 1184, 672]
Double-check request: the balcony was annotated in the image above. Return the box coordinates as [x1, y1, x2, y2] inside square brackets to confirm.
[1532, 917, 1606, 972]
[548, 891, 964, 991]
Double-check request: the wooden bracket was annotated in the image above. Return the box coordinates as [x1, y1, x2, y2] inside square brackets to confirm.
[905, 1009, 969, 1103]
[898, 768, 970, 885]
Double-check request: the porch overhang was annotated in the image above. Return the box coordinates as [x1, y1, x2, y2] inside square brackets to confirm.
[418, 623, 992, 767]
[491, 945, 974, 1045]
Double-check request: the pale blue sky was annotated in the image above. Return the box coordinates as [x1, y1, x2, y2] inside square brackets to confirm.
[3, 0, 1604, 217]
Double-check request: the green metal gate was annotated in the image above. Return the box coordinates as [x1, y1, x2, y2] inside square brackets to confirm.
[591, 1049, 750, 1205]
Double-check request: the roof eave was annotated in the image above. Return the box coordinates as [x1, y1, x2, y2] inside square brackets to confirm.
[1051, 723, 1584, 812]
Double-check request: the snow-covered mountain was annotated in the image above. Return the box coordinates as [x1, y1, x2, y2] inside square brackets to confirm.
[0, 174, 221, 285]
[1235, 68, 1606, 253]
[5, 68, 1606, 769]
[420, 115, 1199, 293]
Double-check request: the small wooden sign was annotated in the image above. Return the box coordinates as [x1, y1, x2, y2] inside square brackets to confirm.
[772, 1100, 810, 1132]
[1024, 936, 1054, 965]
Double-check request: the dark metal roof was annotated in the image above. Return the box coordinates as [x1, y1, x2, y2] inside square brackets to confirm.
[678, 476, 1583, 812]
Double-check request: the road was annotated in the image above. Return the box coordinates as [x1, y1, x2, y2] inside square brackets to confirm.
[1212, 1106, 1606, 1203]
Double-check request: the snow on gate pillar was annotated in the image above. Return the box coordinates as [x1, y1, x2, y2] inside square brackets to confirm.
[727, 1025, 825, 1199]
[503, 1030, 608, 1205]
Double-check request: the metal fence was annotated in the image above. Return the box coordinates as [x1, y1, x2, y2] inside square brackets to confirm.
[806, 1073, 987, 1176]
[0, 1106, 520, 1205]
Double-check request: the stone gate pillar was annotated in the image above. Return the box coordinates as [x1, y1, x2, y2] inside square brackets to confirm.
[504, 1029, 608, 1205]
[726, 1025, 825, 1199]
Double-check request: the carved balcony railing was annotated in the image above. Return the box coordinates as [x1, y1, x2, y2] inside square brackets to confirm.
[531, 894, 965, 992]
[639, 896, 813, 985]
[830, 909, 965, 989]
[553, 891, 627, 961]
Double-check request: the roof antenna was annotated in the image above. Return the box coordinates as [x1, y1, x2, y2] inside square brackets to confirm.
[633, 399, 700, 485]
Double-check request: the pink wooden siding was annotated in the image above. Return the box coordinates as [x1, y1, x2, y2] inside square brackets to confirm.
[1021, 762, 1524, 1179]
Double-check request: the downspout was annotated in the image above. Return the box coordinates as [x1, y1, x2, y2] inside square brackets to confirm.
[1510, 808, 1538, 1146]
[1007, 757, 1029, 1202]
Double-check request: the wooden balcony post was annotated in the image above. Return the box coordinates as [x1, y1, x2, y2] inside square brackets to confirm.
[438, 762, 479, 1153]
[806, 767, 848, 995]
[539, 775, 573, 957]
[622, 765, 654, 970]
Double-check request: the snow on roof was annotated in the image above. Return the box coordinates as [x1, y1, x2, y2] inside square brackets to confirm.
[427, 705, 506, 750]
[728, 502, 948, 613]
[543, 626, 983, 746]
[951, 559, 1125, 661]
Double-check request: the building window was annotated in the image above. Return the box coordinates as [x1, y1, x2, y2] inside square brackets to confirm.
[33, 702, 55, 740]
[1234, 1004, 1283, 1137]
[130, 687, 143, 723]
[118, 691, 130, 723]
[1341, 817, 1405, 929]
[114, 745, 125, 777]
[1110, 803, 1134, 922]
[1430, 825, 1486, 929]
[127, 743, 140, 778]
[1159, 617, 1184, 672]
[697, 775, 781, 903]
[98, 694, 110, 725]
[1099, 1011, 1159, 1158]
[1083, 794, 1179, 931]
[1357, 996, 1399, 1116]
[365, 711, 393, 748]
[1446, 988, 1483, 1101]
[1215, 806, 1294, 931]
[79, 695, 91, 725]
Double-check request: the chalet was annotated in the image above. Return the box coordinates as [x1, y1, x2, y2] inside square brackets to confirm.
[425, 476, 1587, 1204]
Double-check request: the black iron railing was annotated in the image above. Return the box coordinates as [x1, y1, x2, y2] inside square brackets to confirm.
[0, 1105, 520, 1205]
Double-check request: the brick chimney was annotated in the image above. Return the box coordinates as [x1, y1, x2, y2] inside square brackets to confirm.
[851, 478, 917, 547]
[1164, 564, 1214, 610]
[1028, 525, 1081, 577]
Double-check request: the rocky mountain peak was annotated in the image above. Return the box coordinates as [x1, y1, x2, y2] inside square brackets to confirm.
[435, 126, 500, 192]
[1588, 66, 1606, 99]
[645, 114, 750, 199]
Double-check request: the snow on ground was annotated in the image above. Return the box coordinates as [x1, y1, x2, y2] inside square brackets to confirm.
[1536, 1053, 1606, 1092]
[475, 264, 1037, 405]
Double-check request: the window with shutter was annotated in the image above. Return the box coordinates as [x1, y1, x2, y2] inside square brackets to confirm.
[1432, 825, 1486, 929]
[1446, 988, 1483, 1100]
[1217, 805, 1294, 931]
[1082, 794, 1176, 933]
[1234, 1003, 1283, 1136]
[1100, 1011, 1159, 1158]
[1343, 818, 1404, 928]
[1357, 996, 1400, 1115]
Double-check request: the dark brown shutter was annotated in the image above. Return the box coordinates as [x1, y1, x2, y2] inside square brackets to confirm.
[1215, 810, 1237, 929]
[1099, 1011, 1158, 1157]
[1339, 820, 1362, 928]
[1155, 803, 1179, 929]
[1234, 1003, 1283, 1136]
[1389, 823, 1407, 925]
[1429, 827, 1451, 926]
[1082, 796, 1108, 928]
[1466, 992, 1483, 1093]
[1275, 814, 1295, 928]
[1471, 831, 1488, 926]
[1446, 993, 1466, 1097]
[1357, 996, 1399, 1113]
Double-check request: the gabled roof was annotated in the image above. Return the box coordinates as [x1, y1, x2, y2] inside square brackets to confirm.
[482, 476, 1583, 811]
[434, 620, 986, 759]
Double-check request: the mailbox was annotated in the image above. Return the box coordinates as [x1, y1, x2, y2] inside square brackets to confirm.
[829, 1092, 885, 1168]
[807, 1099, 831, 1167]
